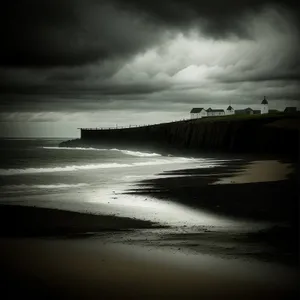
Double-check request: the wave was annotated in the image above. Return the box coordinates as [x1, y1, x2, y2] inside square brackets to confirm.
[42, 146, 161, 157]
[2, 183, 89, 190]
[0, 163, 131, 175]
[0, 158, 199, 176]
[43, 146, 102, 151]
[112, 149, 160, 157]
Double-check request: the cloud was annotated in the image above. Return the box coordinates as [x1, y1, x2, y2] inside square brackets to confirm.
[0, 0, 167, 68]
[1, 0, 299, 69]
[116, 0, 299, 37]
[0, 0, 299, 121]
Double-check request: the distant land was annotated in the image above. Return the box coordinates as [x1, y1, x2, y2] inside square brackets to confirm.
[60, 112, 300, 159]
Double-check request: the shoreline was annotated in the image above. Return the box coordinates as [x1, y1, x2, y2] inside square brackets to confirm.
[1, 158, 298, 266]
[60, 112, 300, 159]
[128, 159, 298, 222]
[125, 159, 299, 266]
[0, 156, 299, 298]
[59, 137, 299, 162]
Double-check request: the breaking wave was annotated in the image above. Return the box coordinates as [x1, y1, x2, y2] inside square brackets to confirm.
[0, 158, 197, 176]
[43, 146, 103, 151]
[42, 146, 161, 157]
[113, 149, 160, 157]
[0, 163, 131, 175]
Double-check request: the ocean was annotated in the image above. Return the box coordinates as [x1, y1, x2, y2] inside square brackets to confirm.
[0, 138, 260, 228]
[1, 138, 298, 277]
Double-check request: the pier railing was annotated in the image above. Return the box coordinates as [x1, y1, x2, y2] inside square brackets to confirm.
[78, 118, 190, 130]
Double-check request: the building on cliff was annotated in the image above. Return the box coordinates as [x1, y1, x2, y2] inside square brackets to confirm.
[261, 96, 269, 114]
[190, 108, 207, 119]
[226, 106, 235, 115]
[189, 96, 274, 119]
[206, 108, 225, 117]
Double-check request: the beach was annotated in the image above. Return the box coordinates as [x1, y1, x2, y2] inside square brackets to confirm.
[1, 237, 298, 299]
[0, 151, 299, 299]
[2, 0, 300, 297]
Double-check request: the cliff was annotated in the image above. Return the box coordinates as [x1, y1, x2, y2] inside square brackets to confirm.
[60, 113, 300, 159]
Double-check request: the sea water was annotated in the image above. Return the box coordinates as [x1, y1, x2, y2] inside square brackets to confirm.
[0, 138, 253, 228]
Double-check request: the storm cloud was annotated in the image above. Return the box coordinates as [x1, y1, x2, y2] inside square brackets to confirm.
[0, 0, 299, 136]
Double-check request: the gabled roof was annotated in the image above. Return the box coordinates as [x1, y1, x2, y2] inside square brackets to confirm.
[261, 96, 268, 105]
[226, 105, 234, 111]
[209, 109, 225, 112]
[206, 107, 224, 113]
[190, 108, 205, 113]
[245, 107, 253, 111]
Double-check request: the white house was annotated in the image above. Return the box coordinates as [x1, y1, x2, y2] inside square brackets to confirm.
[261, 96, 269, 114]
[206, 108, 225, 117]
[226, 105, 235, 115]
[190, 108, 207, 119]
[189, 96, 273, 119]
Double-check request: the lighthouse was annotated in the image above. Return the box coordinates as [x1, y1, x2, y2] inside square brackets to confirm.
[261, 96, 269, 114]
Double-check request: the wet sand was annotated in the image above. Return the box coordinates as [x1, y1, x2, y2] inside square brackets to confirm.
[212, 160, 293, 184]
[0, 238, 299, 299]
[0, 158, 299, 299]
[129, 159, 298, 223]
[126, 159, 299, 266]
[0, 204, 160, 237]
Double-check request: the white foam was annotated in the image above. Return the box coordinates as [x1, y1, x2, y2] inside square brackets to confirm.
[118, 150, 161, 157]
[0, 163, 131, 175]
[42, 146, 161, 157]
[43, 146, 102, 151]
[0, 157, 202, 176]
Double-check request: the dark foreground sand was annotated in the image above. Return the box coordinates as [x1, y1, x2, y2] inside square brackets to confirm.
[0, 204, 159, 237]
[0, 237, 299, 300]
[0, 158, 299, 299]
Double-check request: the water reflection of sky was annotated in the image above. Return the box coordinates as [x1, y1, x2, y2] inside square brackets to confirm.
[85, 187, 272, 231]
[0, 157, 274, 232]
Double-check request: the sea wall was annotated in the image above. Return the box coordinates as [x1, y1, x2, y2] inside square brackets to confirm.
[61, 114, 300, 158]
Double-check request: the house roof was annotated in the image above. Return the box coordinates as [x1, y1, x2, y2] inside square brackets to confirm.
[190, 108, 205, 113]
[245, 107, 253, 111]
[261, 96, 268, 105]
[212, 109, 224, 112]
[206, 107, 224, 113]
[284, 107, 297, 112]
[226, 105, 234, 111]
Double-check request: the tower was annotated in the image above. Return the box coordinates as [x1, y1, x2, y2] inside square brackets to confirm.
[261, 96, 268, 114]
[226, 99, 234, 115]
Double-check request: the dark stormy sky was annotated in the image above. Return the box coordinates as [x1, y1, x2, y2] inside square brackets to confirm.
[0, 0, 299, 137]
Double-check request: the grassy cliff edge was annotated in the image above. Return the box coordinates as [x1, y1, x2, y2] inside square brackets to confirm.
[60, 113, 300, 158]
